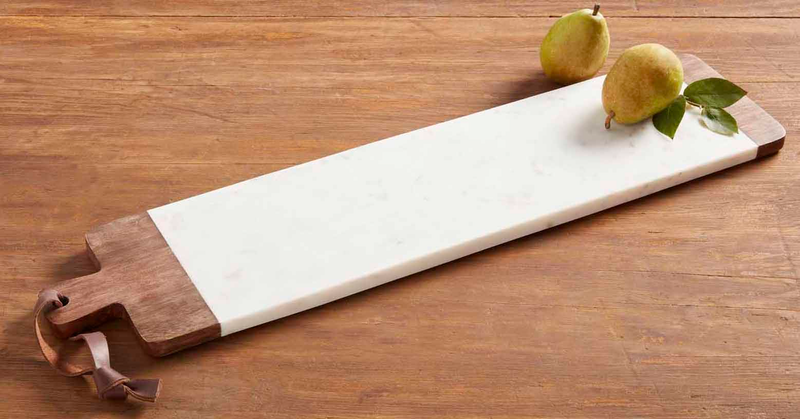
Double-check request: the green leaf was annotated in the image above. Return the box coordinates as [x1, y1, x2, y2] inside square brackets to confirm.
[652, 95, 686, 139]
[684, 78, 747, 108]
[701, 106, 739, 136]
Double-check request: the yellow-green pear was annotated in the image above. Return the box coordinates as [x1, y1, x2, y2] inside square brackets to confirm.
[602, 43, 684, 128]
[540, 5, 610, 85]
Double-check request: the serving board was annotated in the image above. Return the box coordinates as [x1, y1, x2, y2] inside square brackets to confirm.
[45, 55, 785, 357]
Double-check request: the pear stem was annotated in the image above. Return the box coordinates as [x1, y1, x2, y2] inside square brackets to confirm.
[593, 4, 600, 15]
[605, 111, 614, 129]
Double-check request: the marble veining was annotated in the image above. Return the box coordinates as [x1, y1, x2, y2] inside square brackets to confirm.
[148, 77, 758, 336]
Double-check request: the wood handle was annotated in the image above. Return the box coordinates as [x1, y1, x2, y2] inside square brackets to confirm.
[41, 213, 220, 357]
[46, 270, 125, 339]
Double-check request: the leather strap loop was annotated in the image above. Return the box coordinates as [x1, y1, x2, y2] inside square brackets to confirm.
[34, 289, 162, 402]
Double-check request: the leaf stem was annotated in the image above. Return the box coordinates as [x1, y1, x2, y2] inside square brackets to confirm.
[593, 4, 600, 15]
[685, 99, 703, 108]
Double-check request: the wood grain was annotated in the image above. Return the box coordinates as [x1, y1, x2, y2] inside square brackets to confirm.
[1, 3, 798, 418]
[2, 1, 799, 17]
[0, 17, 797, 170]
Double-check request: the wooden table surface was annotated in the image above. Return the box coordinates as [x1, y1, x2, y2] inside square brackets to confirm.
[1, 1, 798, 417]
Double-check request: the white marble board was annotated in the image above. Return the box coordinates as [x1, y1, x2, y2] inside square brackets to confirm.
[147, 75, 763, 336]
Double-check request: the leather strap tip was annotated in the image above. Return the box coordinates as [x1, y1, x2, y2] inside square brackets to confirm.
[125, 379, 162, 403]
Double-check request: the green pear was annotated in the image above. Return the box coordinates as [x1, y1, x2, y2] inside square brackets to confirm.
[540, 5, 610, 85]
[602, 43, 684, 128]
